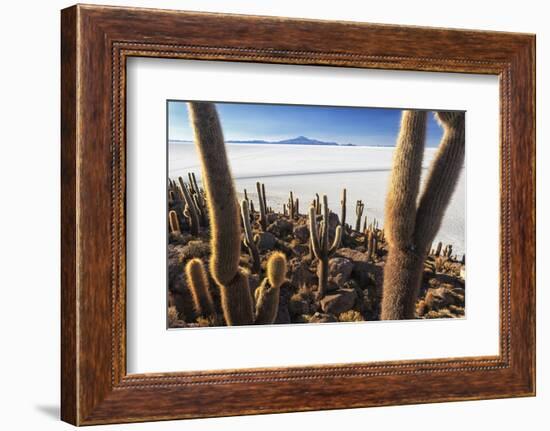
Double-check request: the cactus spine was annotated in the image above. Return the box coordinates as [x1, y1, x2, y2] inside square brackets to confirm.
[381, 111, 465, 320]
[240, 199, 261, 274]
[185, 258, 215, 317]
[188, 101, 254, 325]
[254, 252, 287, 324]
[309, 195, 343, 298]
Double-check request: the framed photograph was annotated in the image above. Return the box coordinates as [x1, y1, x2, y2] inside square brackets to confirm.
[61, 4, 535, 425]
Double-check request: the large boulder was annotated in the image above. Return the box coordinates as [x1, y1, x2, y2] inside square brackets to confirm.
[293, 225, 310, 243]
[423, 285, 464, 309]
[267, 218, 293, 237]
[255, 231, 277, 251]
[336, 248, 383, 289]
[320, 288, 357, 315]
[328, 257, 353, 286]
[288, 258, 315, 287]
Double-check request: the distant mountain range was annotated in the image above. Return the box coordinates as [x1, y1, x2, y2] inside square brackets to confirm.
[171, 136, 355, 147]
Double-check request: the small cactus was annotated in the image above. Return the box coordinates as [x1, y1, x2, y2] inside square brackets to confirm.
[254, 252, 287, 324]
[355, 200, 364, 232]
[340, 188, 347, 234]
[256, 181, 268, 230]
[309, 195, 343, 298]
[240, 199, 261, 274]
[168, 210, 180, 234]
[178, 177, 200, 236]
[315, 193, 321, 215]
[185, 258, 215, 318]
[366, 229, 377, 261]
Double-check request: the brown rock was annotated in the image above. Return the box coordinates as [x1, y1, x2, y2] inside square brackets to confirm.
[328, 257, 353, 286]
[336, 248, 383, 288]
[267, 218, 293, 237]
[309, 312, 338, 323]
[320, 288, 357, 314]
[293, 225, 310, 243]
[255, 231, 277, 251]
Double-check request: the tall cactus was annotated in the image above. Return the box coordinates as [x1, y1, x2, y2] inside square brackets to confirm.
[340, 188, 347, 230]
[240, 199, 261, 274]
[315, 193, 321, 215]
[256, 181, 267, 230]
[381, 111, 465, 320]
[355, 200, 364, 232]
[309, 195, 343, 299]
[178, 177, 200, 236]
[188, 101, 254, 325]
[254, 251, 287, 324]
[185, 258, 216, 318]
[289, 191, 295, 219]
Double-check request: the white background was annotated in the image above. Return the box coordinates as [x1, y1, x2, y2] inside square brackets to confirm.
[127, 58, 499, 373]
[0, 0, 546, 429]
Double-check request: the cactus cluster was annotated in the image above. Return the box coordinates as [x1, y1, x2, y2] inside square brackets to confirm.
[288, 191, 299, 219]
[381, 110, 465, 320]
[168, 105, 465, 327]
[186, 102, 287, 326]
[167, 170, 208, 237]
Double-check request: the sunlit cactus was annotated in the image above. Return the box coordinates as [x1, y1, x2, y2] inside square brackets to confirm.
[241, 199, 261, 274]
[185, 258, 216, 318]
[254, 251, 287, 324]
[168, 210, 180, 234]
[178, 177, 200, 236]
[188, 101, 254, 325]
[381, 110, 465, 320]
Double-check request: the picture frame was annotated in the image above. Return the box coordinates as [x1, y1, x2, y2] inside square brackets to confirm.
[61, 4, 535, 425]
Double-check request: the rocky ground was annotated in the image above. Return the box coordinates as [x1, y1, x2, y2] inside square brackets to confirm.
[167, 206, 465, 328]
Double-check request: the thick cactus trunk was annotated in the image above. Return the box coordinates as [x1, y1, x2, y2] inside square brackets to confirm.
[381, 111, 465, 320]
[188, 101, 254, 325]
[381, 248, 424, 319]
[219, 270, 254, 325]
[317, 255, 329, 298]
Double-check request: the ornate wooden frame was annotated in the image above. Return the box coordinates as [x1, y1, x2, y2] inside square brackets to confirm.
[61, 4, 536, 425]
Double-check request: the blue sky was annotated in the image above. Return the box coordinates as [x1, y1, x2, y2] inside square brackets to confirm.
[168, 101, 444, 147]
